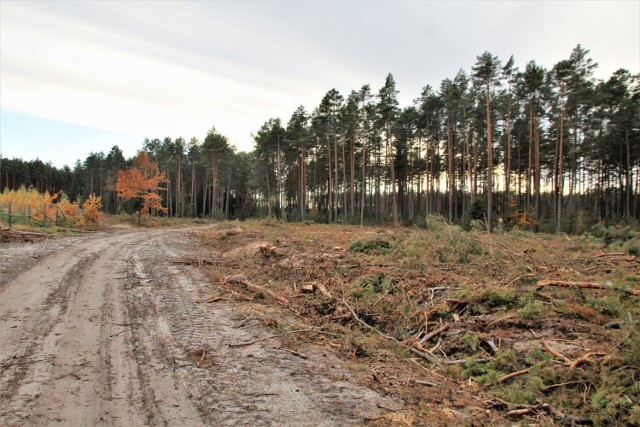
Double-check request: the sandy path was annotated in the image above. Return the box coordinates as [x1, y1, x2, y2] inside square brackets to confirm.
[0, 227, 400, 426]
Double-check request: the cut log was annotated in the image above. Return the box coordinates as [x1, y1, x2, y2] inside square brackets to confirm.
[301, 284, 316, 294]
[316, 283, 334, 299]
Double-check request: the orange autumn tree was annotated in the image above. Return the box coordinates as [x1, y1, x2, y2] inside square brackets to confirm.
[116, 152, 167, 224]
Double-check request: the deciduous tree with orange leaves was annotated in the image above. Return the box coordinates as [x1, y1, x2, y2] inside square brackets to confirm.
[116, 152, 167, 224]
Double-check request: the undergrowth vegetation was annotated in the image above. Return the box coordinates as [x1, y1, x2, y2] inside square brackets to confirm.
[196, 219, 639, 425]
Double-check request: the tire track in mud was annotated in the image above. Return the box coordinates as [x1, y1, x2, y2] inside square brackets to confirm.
[0, 230, 156, 425]
[1, 227, 402, 426]
[125, 233, 403, 426]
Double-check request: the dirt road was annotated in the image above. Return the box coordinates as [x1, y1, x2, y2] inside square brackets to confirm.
[0, 227, 401, 426]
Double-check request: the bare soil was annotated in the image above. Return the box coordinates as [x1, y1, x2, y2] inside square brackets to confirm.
[0, 226, 403, 426]
[2, 221, 638, 426]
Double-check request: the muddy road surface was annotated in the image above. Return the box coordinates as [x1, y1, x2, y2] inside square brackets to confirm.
[0, 227, 401, 426]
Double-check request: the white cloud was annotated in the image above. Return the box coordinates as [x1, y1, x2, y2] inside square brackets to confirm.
[1, 0, 638, 165]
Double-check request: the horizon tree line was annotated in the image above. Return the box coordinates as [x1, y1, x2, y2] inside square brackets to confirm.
[2, 45, 638, 233]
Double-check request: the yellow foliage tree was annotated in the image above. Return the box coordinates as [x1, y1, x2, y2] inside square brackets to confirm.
[82, 194, 102, 224]
[0, 187, 59, 224]
[116, 152, 167, 224]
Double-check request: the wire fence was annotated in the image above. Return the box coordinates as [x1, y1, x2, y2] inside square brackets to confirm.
[0, 202, 78, 228]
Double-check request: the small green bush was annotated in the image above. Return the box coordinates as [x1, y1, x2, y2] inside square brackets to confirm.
[347, 238, 393, 255]
[517, 300, 545, 319]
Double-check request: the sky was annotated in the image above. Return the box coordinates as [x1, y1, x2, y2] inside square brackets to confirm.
[1, 1, 639, 169]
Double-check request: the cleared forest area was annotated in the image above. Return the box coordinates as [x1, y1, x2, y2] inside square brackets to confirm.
[190, 219, 640, 425]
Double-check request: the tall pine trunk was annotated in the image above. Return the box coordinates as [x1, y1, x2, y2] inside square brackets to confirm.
[485, 82, 494, 232]
[388, 126, 399, 226]
[556, 97, 566, 232]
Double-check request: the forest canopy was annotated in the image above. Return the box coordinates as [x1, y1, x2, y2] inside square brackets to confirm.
[2, 45, 638, 233]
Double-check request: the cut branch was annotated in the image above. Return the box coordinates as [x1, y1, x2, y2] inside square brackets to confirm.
[537, 279, 640, 297]
[541, 340, 572, 364]
[339, 285, 441, 365]
[568, 352, 607, 371]
[224, 274, 291, 305]
[419, 323, 450, 345]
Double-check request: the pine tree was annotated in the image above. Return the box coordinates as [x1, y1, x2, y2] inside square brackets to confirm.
[472, 52, 501, 232]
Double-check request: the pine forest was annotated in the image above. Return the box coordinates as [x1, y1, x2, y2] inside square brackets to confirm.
[2, 45, 639, 233]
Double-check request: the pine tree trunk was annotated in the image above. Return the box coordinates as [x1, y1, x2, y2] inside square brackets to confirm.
[328, 141, 333, 223]
[265, 165, 271, 218]
[350, 127, 355, 223]
[447, 116, 454, 223]
[211, 154, 218, 219]
[388, 126, 399, 226]
[177, 153, 182, 217]
[300, 140, 305, 221]
[505, 92, 512, 213]
[527, 101, 533, 216]
[191, 152, 196, 217]
[534, 110, 541, 223]
[596, 125, 603, 221]
[485, 82, 493, 232]
[556, 98, 565, 233]
[342, 134, 347, 223]
[202, 171, 208, 218]
[360, 134, 366, 226]
[625, 126, 632, 220]
[334, 131, 339, 222]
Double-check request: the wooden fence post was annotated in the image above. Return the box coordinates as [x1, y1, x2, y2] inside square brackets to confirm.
[28, 204, 31, 226]
[8, 202, 12, 228]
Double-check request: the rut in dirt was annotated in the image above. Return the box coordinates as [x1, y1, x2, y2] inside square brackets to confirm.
[0, 227, 401, 426]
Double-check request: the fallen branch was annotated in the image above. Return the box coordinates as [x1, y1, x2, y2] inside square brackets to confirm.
[443, 357, 491, 365]
[594, 252, 628, 258]
[459, 234, 519, 265]
[419, 323, 450, 345]
[172, 258, 216, 266]
[543, 381, 584, 391]
[228, 329, 341, 347]
[53, 361, 91, 380]
[504, 273, 536, 287]
[541, 340, 572, 364]
[413, 379, 437, 387]
[279, 347, 308, 359]
[493, 367, 532, 385]
[541, 341, 608, 371]
[339, 285, 441, 365]
[546, 404, 593, 425]
[505, 401, 592, 424]
[568, 352, 607, 371]
[537, 279, 640, 297]
[197, 295, 231, 303]
[507, 404, 546, 417]
[224, 274, 291, 305]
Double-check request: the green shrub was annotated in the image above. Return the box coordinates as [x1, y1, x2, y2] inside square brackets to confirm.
[517, 300, 545, 319]
[459, 332, 481, 352]
[590, 223, 638, 246]
[347, 238, 393, 255]
[494, 383, 537, 406]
